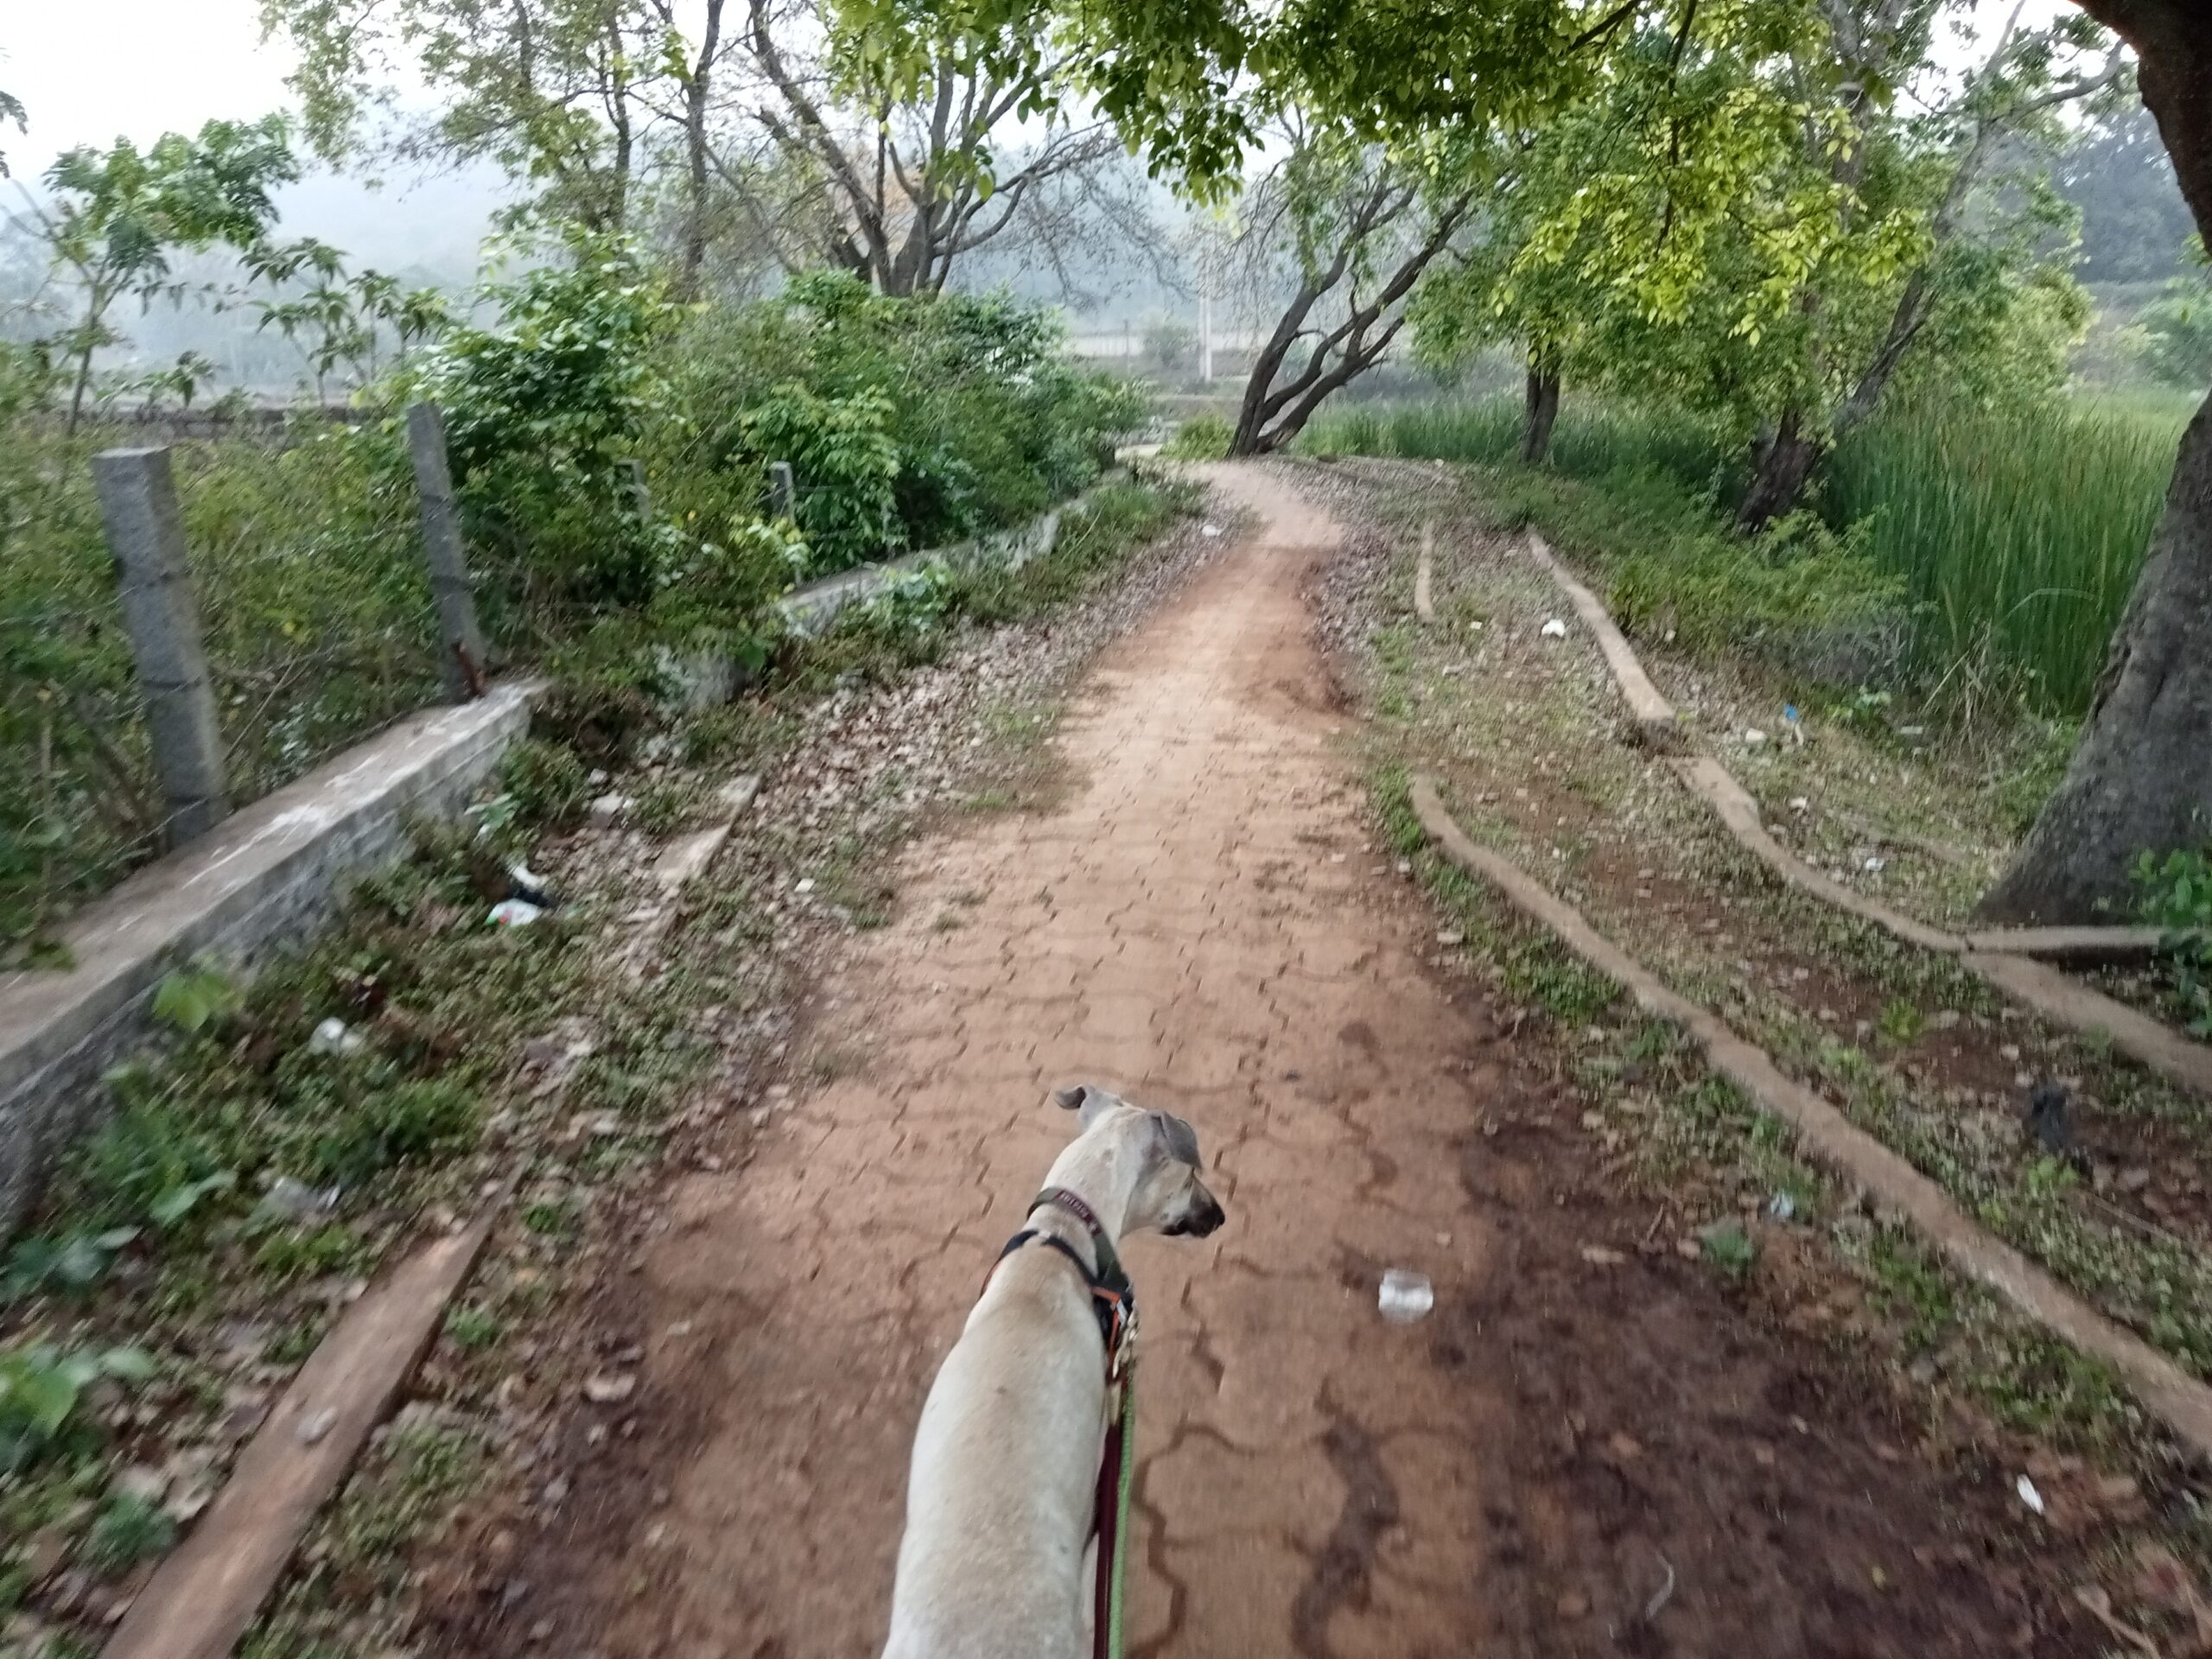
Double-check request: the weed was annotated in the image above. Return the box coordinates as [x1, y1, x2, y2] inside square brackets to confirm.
[83, 1493, 176, 1574]
[1875, 998, 1925, 1046]
[522, 1195, 581, 1237]
[443, 1304, 502, 1350]
[2133, 845, 2212, 1036]
[1699, 1220, 1758, 1277]
[499, 737, 593, 827]
[634, 779, 698, 836]
[307, 1078, 480, 1186]
[1160, 413, 1231, 461]
[263, 1311, 327, 1367]
[251, 1224, 368, 1287]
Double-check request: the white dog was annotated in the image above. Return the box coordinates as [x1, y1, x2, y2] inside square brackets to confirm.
[881, 1083, 1226, 1659]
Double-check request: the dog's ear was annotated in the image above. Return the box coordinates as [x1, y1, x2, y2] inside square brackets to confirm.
[1151, 1110, 1201, 1168]
[1052, 1083, 1121, 1131]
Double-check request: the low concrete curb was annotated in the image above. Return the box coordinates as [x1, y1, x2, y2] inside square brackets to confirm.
[0, 680, 542, 1231]
[1518, 530, 2212, 1097]
[1413, 521, 1435, 625]
[1409, 774, 2212, 1463]
[779, 479, 1103, 637]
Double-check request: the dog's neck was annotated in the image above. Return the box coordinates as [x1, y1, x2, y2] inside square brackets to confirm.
[1028, 1127, 1144, 1271]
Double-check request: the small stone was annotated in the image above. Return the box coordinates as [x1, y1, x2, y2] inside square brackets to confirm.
[2120, 1167, 2152, 1193]
[296, 1408, 338, 1446]
[583, 1373, 638, 1404]
[1605, 1432, 1643, 1462]
[1579, 1245, 1626, 1267]
[112, 1464, 168, 1504]
[1556, 1591, 1590, 1619]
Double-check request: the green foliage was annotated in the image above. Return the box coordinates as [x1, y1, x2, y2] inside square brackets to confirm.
[306, 1078, 480, 1187]
[2132, 270, 2212, 391]
[411, 232, 681, 621]
[2133, 846, 2212, 1037]
[151, 965, 240, 1034]
[1161, 414, 1232, 461]
[652, 272, 1141, 579]
[1699, 1219, 1757, 1276]
[0, 1343, 155, 1473]
[1825, 395, 2182, 714]
[1307, 388, 2175, 717]
[739, 384, 902, 575]
[35, 118, 299, 427]
[498, 737, 593, 828]
[83, 1492, 177, 1574]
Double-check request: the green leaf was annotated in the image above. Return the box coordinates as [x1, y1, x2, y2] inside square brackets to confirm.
[98, 1346, 159, 1383]
[150, 964, 238, 1033]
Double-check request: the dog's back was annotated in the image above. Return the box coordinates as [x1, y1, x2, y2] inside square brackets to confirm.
[882, 1253, 1108, 1659]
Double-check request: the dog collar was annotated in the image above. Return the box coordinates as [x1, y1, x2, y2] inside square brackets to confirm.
[988, 1187, 1137, 1378]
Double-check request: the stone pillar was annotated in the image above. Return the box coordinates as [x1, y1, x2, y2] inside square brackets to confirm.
[405, 403, 489, 702]
[92, 446, 230, 845]
[769, 461, 796, 522]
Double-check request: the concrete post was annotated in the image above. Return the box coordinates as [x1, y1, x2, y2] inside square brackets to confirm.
[624, 458, 651, 520]
[92, 447, 230, 846]
[404, 403, 489, 702]
[769, 461, 796, 522]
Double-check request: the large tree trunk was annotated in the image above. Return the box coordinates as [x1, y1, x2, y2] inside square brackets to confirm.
[1734, 409, 1821, 532]
[1980, 393, 2212, 922]
[1520, 357, 1560, 464]
[1982, 2, 2212, 923]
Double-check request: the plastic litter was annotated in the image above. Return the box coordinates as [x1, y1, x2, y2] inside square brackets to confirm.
[1743, 728, 1769, 746]
[487, 899, 546, 927]
[1783, 704, 1804, 745]
[506, 860, 556, 907]
[1863, 856, 1886, 874]
[1540, 619, 1568, 639]
[308, 1017, 365, 1058]
[1767, 1192, 1797, 1222]
[1200, 523, 1224, 538]
[1378, 1268, 1434, 1324]
[2016, 1473, 2046, 1516]
[257, 1175, 340, 1224]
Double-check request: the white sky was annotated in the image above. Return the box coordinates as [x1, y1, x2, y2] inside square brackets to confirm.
[3, 0, 2100, 182]
[7, 3, 302, 176]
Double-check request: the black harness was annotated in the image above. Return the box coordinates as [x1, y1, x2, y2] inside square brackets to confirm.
[994, 1186, 1136, 1373]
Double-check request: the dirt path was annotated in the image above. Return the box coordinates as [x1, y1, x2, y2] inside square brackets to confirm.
[476, 464, 2077, 1658]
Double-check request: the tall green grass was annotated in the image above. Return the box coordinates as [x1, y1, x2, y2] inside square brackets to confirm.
[1305, 396, 1736, 497]
[1303, 391, 2189, 717]
[1827, 398, 2183, 714]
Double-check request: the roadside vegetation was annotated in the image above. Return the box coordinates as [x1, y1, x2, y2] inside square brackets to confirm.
[2, 221, 1140, 962]
[0, 465, 1194, 1650]
[1302, 386, 2189, 719]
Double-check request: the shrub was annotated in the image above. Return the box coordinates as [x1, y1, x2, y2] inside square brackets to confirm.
[498, 736, 592, 827]
[308, 1078, 480, 1186]
[2133, 846, 2212, 1036]
[1162, 413, 1232, 460]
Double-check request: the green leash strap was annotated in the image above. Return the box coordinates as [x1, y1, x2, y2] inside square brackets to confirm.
[1107, 1367, 1136, 1659]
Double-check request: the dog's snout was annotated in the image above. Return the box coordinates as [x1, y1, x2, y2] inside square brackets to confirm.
[1187, 1192, 1227, 1237]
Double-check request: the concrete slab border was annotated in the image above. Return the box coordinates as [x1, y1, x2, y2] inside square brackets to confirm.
[1409, 774, 2212, 1463]
[1516, 529, 2212, 1096]
[0, 680, 542, 1230]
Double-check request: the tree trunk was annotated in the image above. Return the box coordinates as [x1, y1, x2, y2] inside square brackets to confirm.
[1734, 409, 1821, 531]
[1980, 390, 2212, 922]
[1520, 358, 1560, 464]
[675, 0, 724, 302]
[1980, 3, 2212, 921]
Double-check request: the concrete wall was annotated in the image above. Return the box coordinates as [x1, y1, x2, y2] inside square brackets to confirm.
[0, 681, 539, 1233]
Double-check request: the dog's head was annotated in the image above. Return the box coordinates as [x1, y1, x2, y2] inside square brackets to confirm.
[1053, 1083, 1226, 1238]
